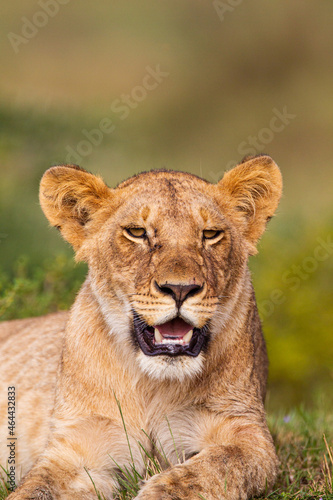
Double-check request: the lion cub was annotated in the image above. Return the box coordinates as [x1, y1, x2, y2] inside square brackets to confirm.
[0, 155, 282, 499]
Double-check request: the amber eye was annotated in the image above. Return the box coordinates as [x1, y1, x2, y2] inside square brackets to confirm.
[203, 229, 223, 240]
[125, 227, 146, 238]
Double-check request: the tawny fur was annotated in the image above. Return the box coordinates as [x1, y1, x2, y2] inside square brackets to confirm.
[0, 155, 282, 499]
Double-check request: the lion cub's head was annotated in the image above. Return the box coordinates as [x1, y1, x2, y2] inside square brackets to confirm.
[40, 156, 282, 381]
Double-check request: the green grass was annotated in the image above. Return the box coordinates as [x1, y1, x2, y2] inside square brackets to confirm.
[266, 407, 333, 499]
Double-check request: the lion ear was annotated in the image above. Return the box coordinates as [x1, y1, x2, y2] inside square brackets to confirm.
[39, 164, 113, 251]
[218, 155, 282, 254]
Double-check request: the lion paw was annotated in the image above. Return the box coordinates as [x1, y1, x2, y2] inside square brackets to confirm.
[135, 465, 210, 500]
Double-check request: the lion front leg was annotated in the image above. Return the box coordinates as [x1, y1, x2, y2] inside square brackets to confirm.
[8, 416, 147, 500]
[8, 451, 117, 500]
[136, 428, 279, 500]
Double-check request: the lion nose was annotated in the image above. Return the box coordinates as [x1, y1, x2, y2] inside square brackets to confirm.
[155, 282, 203, 308]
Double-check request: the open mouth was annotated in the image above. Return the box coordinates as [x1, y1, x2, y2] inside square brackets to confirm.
[133, 313, 208, 357]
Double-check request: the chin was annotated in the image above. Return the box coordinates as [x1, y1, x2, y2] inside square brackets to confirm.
[136, 351, 205, 382]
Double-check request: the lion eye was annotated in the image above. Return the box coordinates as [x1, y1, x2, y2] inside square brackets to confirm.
[203, 229, 223, 240]
[125, 227, 146, 238]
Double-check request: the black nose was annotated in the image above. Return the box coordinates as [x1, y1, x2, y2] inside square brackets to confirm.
[155, 282, 203, 308]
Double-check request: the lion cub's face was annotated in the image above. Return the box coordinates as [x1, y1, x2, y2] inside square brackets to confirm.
[40, 157, 282, 381]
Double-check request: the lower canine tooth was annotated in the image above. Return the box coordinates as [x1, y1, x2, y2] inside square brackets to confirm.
[154, 328, 163, 344]
[183, 329, 193, 343]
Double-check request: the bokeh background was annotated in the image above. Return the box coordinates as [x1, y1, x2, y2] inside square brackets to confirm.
[0, 0, 332, 410]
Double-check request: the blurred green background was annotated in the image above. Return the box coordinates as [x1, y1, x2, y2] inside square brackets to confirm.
[0, 0, 332, 410]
